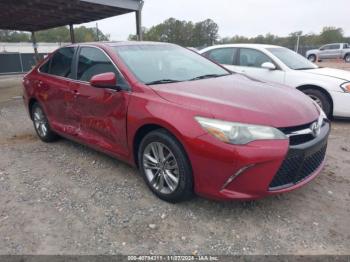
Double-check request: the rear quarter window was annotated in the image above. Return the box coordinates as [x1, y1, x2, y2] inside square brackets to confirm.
[39, 59, 50, 73]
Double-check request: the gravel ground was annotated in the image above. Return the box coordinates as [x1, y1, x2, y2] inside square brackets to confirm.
[0, 73, 349, 255]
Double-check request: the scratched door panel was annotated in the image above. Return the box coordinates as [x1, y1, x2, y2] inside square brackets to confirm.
[72, 83, 130, 157]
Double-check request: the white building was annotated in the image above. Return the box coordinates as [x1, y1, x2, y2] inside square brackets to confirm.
[0, 42, 69, 54]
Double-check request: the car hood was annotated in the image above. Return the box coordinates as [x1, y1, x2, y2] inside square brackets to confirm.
[302, 67, 350, 81]
[149, 74, 319, 128]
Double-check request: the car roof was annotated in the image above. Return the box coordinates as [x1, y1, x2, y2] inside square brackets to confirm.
[66, 41, 175, 48]
[200, 44, 284, 52]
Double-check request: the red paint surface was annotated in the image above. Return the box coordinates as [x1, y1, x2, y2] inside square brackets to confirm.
[22, 42, 327, 200]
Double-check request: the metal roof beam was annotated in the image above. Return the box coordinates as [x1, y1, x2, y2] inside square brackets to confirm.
[81, 0, 143, 11]
[0, 0, 143, 32]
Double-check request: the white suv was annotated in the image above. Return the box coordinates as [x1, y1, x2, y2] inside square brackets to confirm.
[200, 44, 350, 118]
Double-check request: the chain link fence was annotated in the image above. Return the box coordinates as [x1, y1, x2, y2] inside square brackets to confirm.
[0, 52, 46, 74]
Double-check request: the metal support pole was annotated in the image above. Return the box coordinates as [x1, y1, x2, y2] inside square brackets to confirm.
[295, 35, 300, 53]
[96, 22, 99, 41]
[19, 53, 24, 72]
[135, 1, 144, 41]
[31, 31, 39, 64]
[135, 10, 142, 41]
[69, 24, 75, 43]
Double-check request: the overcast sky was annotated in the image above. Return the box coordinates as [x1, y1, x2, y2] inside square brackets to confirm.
[84, 0, 350, 40]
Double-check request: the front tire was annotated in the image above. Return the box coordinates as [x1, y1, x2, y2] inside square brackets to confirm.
[302, 89, 331, 118]
[308, 55, 316, 63]
[31, 102, 59, 142]
[138, 129, 194, 203]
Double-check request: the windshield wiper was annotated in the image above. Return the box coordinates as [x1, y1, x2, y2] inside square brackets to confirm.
[189, 74, 229, 81]
[294, 67, 315, 70]
[145, 79, 183, 85]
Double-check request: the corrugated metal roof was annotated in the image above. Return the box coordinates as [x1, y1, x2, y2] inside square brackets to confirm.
[0, 0, 143, 32]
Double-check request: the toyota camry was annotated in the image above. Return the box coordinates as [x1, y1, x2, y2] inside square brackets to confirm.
[22, 42, 330, 202]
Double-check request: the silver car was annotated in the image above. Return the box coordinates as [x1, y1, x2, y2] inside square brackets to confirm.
[306, 43, 350, 63]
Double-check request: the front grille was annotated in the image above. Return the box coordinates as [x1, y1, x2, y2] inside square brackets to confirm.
[289, 134, 315, 145]
[269, 143, 327, 190]
[279, 121, 315, 146]
[297, 145, 327, 183]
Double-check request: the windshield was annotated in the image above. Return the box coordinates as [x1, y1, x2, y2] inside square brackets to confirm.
[267, 48, 318, 70]
[113, 44, 229, 84]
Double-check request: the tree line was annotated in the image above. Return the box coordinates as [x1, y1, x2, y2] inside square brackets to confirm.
[0, 26, 109, 43]
[1, 18, 349, 49]
[129, 18, 349, 48]
[221, 27, 348, 48]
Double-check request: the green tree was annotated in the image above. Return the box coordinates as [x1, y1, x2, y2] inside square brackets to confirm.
[318, 26, 344, 44]
[217, 27, 347, 50]
[128, 18, 219, 47]
[0, 30, 30, 42]
[36, 26, 109, 43]
[192, 19, 219, 47]
[0, 26, 109, 43]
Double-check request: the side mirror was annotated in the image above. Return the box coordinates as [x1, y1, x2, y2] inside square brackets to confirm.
[90, 72, 118, 89]
[261, 62, 276, 70]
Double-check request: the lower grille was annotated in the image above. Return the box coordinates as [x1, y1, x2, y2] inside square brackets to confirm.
[269, 143, 327, 190]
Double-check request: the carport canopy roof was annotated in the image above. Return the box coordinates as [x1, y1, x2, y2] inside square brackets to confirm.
[0, 0, 143, 32]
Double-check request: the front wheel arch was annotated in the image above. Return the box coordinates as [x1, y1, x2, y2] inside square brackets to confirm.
[28, 97, 39, 120]
[296, 85, 333, 117]
[132, 123, 192, 171]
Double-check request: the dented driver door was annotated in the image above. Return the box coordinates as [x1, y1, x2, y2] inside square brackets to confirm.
[71, 81, 130, 158]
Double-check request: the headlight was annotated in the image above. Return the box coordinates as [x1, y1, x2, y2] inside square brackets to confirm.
[340, 82, 350, 93]
[195, 117, 287, 145]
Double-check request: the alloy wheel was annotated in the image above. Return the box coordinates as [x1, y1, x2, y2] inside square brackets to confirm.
[33, 106, 49, 138]
[143, 142, 180, 194]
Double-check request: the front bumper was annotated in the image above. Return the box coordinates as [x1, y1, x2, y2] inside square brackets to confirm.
[186, 121, 330, 200]
[330, 90, 350, 118]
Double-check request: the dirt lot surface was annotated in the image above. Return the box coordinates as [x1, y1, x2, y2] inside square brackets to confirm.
[0, 64, 350, 255]
[0, 74, 24, 103]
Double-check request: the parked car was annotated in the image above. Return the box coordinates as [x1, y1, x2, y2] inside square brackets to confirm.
[23, 42, 329, 203]
[306, 43, 350, 63]
[200, 44, 350, 118]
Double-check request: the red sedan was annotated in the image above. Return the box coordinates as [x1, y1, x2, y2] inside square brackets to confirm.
[23, 42, 330, 202]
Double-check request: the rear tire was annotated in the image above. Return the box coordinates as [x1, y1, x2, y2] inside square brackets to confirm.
[31, 102, 59, 142]
[308, 55, 316, 63]
[302, 89, 331, 118]
[138, 129, 194, 203]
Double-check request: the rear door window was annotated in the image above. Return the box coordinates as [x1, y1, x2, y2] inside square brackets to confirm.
[329, 44, 341, 50]
[49, 47, 75, 78]
[205, 48, 237, 65]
